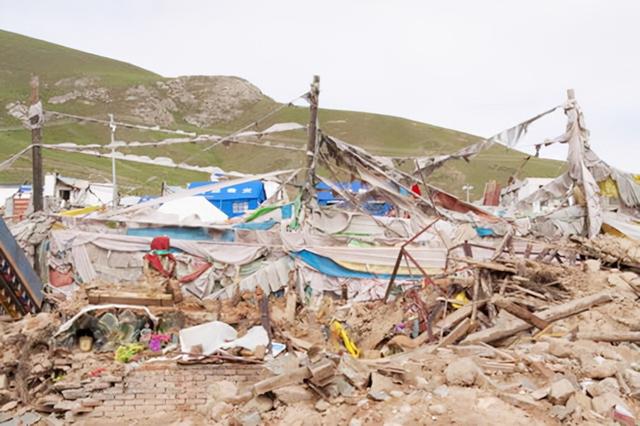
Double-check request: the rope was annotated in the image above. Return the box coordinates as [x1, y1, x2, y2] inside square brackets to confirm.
[47, 111, 197, 136]
[0, 145, 34, 171]
[198, 93, 308, 154]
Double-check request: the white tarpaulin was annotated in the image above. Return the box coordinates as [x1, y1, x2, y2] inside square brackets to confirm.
[158, 195, 228, 224]
[179, 321, 268, 356]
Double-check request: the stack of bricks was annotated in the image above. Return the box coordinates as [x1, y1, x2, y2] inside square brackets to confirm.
[88, 363, 267, 420]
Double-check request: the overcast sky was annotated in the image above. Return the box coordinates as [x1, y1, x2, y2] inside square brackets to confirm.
[1, 0, 639, 171]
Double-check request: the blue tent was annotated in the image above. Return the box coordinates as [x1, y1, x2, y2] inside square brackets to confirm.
[315, 181, 365, 207]
[314, 181, 393, 216]
[187, 180, 266, 218]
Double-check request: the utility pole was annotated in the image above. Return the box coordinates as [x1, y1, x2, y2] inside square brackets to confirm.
[29, 76, 44, 212]
[303, 75, 320, 199]
[109, 113, 119, 208]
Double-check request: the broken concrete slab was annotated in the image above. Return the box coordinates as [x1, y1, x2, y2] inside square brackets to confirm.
[367, 390, 389, 402]
[370, 372, 396, 394]
[274, 385, 314, 405]
[549, 378, 574, 405]
[586, 377, 620, 397]
[337, 354, 370, 389]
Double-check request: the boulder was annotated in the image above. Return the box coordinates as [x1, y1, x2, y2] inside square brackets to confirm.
[242, 396, 273, 413]
[444, 358, 478, 386]
[581, 357, 618, 379]
[549, 378, 575, 405]
[315, 399, 330, 412]
[583, 259, 601, 273]
[236, 410, 261, 426]
[274, 385, 314, 405]
[586, 377, 620, 397]
[624, 368, 640, 391]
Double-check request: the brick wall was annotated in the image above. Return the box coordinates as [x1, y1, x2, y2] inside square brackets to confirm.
[88, 363, 267, 420]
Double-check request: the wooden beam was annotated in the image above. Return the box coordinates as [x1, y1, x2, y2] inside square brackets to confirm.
[437, 318, 471, 347]
[493, 297, 549, 330]
[576, 331, 640, 342]
[463, 291, 612, 344]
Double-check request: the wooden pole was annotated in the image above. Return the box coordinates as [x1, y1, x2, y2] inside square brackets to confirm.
[29, 76, 44, 212]
[109, 114, 119, 208]
[303, 75, 320, 199]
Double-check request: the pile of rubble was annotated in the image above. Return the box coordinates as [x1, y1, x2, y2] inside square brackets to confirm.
[1, 238, 640, 425]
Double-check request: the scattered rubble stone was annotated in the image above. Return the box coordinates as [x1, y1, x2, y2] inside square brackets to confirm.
[236, 410, 261, 426]
[315, 399, 330, 412]
[591, 392, 627, 416]
[367, 390, 390, 402]
[445, 357, 478, 386]
[549, 378, 575, 405]
[428, 404, 447, 415]
[274, 385, 315, 404]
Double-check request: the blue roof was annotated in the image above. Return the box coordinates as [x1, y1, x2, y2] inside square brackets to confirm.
[187, 180, 265, 201]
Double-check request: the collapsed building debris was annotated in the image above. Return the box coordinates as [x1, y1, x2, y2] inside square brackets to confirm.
[2, 87, 640, 425]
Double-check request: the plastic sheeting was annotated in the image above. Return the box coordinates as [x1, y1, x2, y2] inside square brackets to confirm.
[179, 321, 268, 356]
[51, 230, 267, 269]
[293, 250, 422, 280]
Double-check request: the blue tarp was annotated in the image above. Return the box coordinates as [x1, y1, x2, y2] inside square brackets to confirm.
[292, 250, 422, 280]
[188, 180, 267, 218]
[314, 181, 393, 216]
[233, 219, 278, 231]
[475, 227, 496, 237]
[127, 226, 212, 241]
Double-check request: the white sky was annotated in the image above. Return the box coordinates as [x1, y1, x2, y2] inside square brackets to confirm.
[1, 0, 639, 171]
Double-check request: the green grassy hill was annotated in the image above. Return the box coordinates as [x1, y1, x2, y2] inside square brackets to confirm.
[0, 29, 564, 198]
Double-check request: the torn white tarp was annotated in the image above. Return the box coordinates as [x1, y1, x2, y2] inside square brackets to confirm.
[414, 105, 561, 176]
[603, 211, 640, 242]
[51, 230, 267, 265]
[518, 96, 602, 238]
[235, 122, 305, 138]
[179, 321, 268, 356]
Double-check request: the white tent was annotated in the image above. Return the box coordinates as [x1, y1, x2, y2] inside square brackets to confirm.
[158, 195, 228, 224]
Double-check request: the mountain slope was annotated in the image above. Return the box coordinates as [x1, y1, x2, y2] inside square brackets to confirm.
[0, 30, 564, 197]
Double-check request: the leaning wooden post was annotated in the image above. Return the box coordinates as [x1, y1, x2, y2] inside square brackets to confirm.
[303, 75, 320, 201]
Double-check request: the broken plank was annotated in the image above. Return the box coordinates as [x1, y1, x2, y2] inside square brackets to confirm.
[437, 318, 471, 347]
[462, 290, 612, 345]
[451, 257, 516, 273]
[438, 301, 482, 329]
[493, 297, 550, 330]
[87, 291, 173, 306]
[576, 331, 640, 342]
